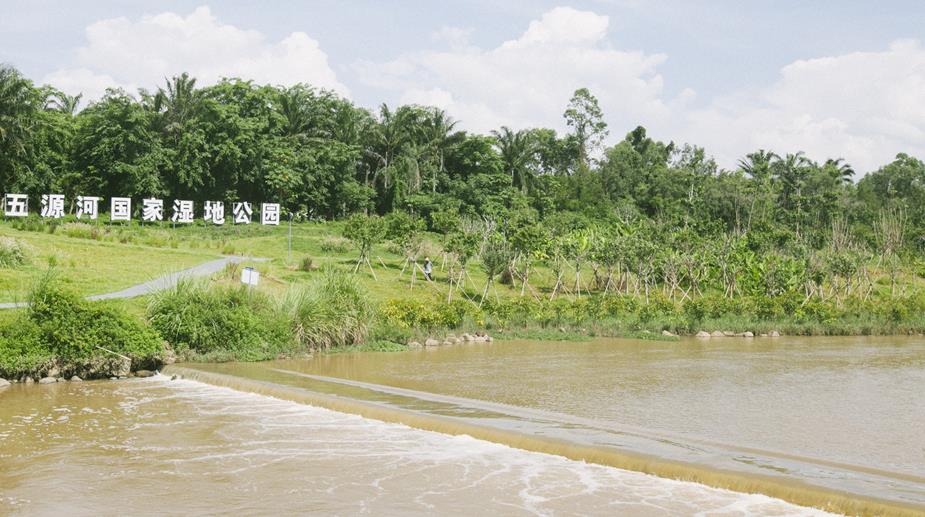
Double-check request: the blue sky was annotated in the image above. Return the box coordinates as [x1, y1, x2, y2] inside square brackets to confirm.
[2, 1, 924, 172]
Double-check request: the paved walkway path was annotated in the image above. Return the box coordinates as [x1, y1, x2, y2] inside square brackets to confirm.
[0, 255, 269, 309]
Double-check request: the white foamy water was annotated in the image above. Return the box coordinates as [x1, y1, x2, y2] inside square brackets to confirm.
[0, 377, 836, 516]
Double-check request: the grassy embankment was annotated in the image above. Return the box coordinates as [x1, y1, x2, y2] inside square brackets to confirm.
[2, 217, 925, 380]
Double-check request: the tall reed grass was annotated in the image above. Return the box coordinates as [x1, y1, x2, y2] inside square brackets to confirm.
[147, 267, 374, 360]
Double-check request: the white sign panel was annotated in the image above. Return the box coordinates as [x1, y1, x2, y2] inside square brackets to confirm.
[111, 197, 131, 221]
[240, 266, 260, 286]
[142, 198, 164, 222]
[204, 201, 225, 225]
[4, 194, 28, 217]
[261, 203, 280, 225]
[171, 200, 194, 223]
[233, 202, 252, 224]
[76, 196, 100, 219]
[40, 194, 65, 218]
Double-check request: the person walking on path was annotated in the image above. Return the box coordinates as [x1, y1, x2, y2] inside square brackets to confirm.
[423, 257, 433, 281]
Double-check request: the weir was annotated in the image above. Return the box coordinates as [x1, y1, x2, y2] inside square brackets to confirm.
[164, 363, 925, 517]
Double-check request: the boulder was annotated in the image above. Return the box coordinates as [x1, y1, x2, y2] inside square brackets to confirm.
[770, 330, 781, 337]
[710, 331, 725, 338]
[24, 376, 34, 384]
[473, 335, 488, 343]
[46, 367, 60, 378]
[134, 370, 155, 378]
[461, 333, 474, 342]
[0, 378, 9, 389]
[70, 376, 82, 382]
[696, 331, 711, 338]
[661, 330, 674, 337]
[760, 333, 769, 337]
[39, 377, 57, 384]
[442, 340, 453, 346]
[743, 331, 754, 338]
[408, 341, 423, 349]
[722, 331, 735, 337]
[485, 336, 493, 343]
[424, 338, 440, 347]
[57, 377, 67, 382]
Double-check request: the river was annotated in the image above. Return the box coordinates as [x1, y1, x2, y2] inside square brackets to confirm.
[1, 336, 923, 515]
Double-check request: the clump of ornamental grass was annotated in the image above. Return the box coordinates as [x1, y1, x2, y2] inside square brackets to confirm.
[278, 267, 374, 350]
[146, 279, 292, 361]
[0, 236, 34, 268]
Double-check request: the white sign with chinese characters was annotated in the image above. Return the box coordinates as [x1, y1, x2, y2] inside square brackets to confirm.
[76, 196, 100, 220]
[111, 197, 131, 221]
[3, 194, 28, 217]
[1, 195, 282, 226]
[233, 202, 252, 224]
[261, 203, 280, 225]
[142, 198, 164, 222]
[171, 200, 194, 224]
[40, 194, 65, 219]
[204, 201, 225, 225]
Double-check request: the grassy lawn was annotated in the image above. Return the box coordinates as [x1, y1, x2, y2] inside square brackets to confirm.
[0, 219, 484, 311]
[0, 223, 221, 303]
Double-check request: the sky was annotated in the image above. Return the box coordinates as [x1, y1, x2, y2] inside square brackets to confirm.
[2, 0, 924, 173]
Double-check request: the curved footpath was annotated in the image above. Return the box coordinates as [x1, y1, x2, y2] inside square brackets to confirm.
[0, 255, 269, 310]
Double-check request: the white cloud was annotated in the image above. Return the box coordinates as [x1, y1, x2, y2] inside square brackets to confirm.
[354, 6, 675, 135]
[357, 6, 925, 173]
[42, 6, 347, 101]
[679, 39, 925, 172]
[38, 4, 925, 174]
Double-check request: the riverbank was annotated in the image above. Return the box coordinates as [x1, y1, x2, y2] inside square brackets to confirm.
[3, 218, 925, 383]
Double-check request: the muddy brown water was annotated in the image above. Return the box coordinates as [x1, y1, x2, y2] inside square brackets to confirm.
[2, 336, 923, 515]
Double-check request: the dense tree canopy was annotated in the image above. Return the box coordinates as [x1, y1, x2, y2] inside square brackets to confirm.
[1, 64, 923, 254]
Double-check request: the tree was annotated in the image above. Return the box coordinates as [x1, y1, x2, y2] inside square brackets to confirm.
[0, 65, 42, 193]
[563, 88, 608, 168]
[343, 214, 385, 278]
[478, 232, 513, 307]
[491, 126, 536, 193]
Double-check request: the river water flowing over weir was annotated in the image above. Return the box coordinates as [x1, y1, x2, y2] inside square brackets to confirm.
[2, 336, 924, 515]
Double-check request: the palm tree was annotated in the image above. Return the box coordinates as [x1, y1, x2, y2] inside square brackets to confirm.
[46, 90, 82, 115]
[491, 126, 536, 194]
[153, 72, 202, 137]
[737, 149, 778, 182]
[0, 65, 40, 190]
[277, 86, 314, 141]
[823, 158, 855, 184]
[422, 108, 462, 193]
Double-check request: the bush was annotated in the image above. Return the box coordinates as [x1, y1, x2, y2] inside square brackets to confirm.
[61, 222, 105, 240]
[299, 256, 314, 272]
[0, 237, 33, 268]
[319, 236, 351, 254]
[147, 280, 292, 361]
[0, 275, 164, 379]
[280, 268, 374, 350]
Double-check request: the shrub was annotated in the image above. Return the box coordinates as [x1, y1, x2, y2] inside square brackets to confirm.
[0, 275, 164, 379]
[299, 256, 314, 272]
[147, 280, 292, 361]
[280, 268, 374, 350]
[61, 222, 105, 240]
[319, 236, 351, 254]
[0, 237, 33, 268]
[378, 299, 440, 329]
